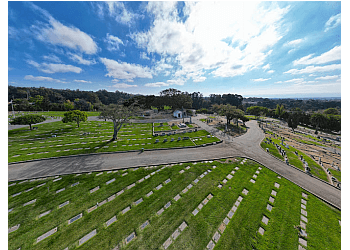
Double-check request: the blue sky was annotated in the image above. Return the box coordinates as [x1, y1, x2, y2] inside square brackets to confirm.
[8, 1, 341, 98]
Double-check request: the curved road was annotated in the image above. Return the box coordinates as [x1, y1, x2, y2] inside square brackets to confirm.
[8, 116, 341, 209]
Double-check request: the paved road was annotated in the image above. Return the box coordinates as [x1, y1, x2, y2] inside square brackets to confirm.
[8, 116, 341, 209]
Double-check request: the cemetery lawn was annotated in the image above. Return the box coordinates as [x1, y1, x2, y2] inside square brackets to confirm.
[9, 111, 100, 118]
[261, 137, 328, 182]
[9, 121, 220, 163]
[8, 159, 340, 250]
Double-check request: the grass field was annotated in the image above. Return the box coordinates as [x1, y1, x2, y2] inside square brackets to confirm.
[261, 137, 329, 182]
[9, 111, 100, 118]
[8, 159, 341, 250]
[8, 121, 220, 163]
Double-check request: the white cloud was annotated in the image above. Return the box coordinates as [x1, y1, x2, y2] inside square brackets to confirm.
[284, 38, 303, 47]
[74, 80, 92, 83]
[106, 2, 143, 25]
[284, 64, 341, 75]
[111, 83, 138, 88]
[293, 45, 341, 65]
[324, 13, 341, 32]
[262, 64, 270, 70]
[145, 82, 170, 87]
[24, 75, 65, 83]
[104, 33, 124, 51]
[251, 78, 271, 82]
[67, 53, 96, 65]
[27, 60, 82, 74]
[275, 81, 282, 84]
[42, 54, 61, 63]
[132, 2, 290, 81]
[100, 57, 153, 81]
[315, 75, 339, 80]
[140, 52, 150, 60]
[167, 79, 185, 86]
[267, 70, 275, 74]
[284, 78, 304, 83]
[29, 3, 98, 54]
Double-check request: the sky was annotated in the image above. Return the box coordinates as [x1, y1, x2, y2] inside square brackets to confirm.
[7, 1, 342, 98]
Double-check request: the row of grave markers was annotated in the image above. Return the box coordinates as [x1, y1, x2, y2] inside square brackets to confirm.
[299, 192, 309, 250]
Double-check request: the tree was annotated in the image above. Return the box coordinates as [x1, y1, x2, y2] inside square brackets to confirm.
[310, 113, 328, 133]
[62, 110, 87, 128]
[74, 98, 93, 111]
[287, 112, 300, 132]
[11, 114, 46, 130]
[29, 95, 44, 110]
[275, 104, 286, 119]
[218, 104, 244, 126]
[99, 104, 138, 141]
[64, 100, 74, 111]
[241, 116, 249, 126]
[324, 108, 339, 115]
[246, 106, 268, 119]
[159, 88, 192, 110]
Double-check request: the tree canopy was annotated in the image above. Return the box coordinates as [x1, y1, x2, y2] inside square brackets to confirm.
[99, 104, 139, 141]
[246, 106, 268, 118]
[62, 110, 87, 128]
[11, 114, 46, 130]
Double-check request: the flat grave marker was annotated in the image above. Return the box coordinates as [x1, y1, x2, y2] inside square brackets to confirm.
[146, 191, 153, 197]
[242, 189, 249, 195]
[182, 188, 188, 194]
[8, 224, 20, 234]
[203, 198, 209, 205]
[163, 237, 172, 249]
[134, 198, 143, 206]
[223, 217, 230, 225]
[179, 221, 188, 231]
[213, 231, 221, 243]
[187, 184, 193, 189]
[87, 205, 97, 213]
[127, 183, 136, 189]
[37, 227, 57, 243]
[301, 209, 307, 216]
[274, 182, 280, 188]
[250, 179, 256, 183]
[267, 204, 273, 211]
[68, 213, 83, 225]
[106, 178, 115, 185]
[302, 193, 308, 199]
[117, 190, 124, 196]
[301, 215, 308, 223]
[140, 220, 149, 230]
[38, 210, 51, 219]
[301, 204, 306, 210]
[299, 238, 307, 247]
[157, 208, 164, 215]
[58, 201, 69, 209]
[271, 190, 277, 196]
[164, 201, 171, 209]
[262, 216, 269, 225]
[79, 229, 97, 246]
[174, 194, 181, 201]
[227, 210, 234, 219]
[192, 209, 199, 216]
[56, 188, 65, 194]
[106, 216, 117, 227]
[301, 199, 307, 205]
[164, 179, 171, 184]
[207, 240, 215, 250]
[218, 223, 226, 234]
[258, 227, 265, 235]
[90, 186, 100, 193]
[71, 182, 79, 187]
[172, 229, 180, 240]
[23, 199, 36, 206]
[269, 197, 275, 203]
[122, 206, 131, 214]
[198, 203, 203, 210]
[155, 184, 163, 190]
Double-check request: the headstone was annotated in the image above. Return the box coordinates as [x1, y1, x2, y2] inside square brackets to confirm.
[269, 197, 275, 203]
[87, 205, 97, 213]
[155, 184, 163, 190]
[140, 220, 149, 230]
[163, 237, 172, 249]
[106, 178, 116, 185]
[8, 224, 20, 234]
[117, 190, 124, 196]
[105, 216, 117, 227]
[98, 199, 107, 207]
[202, 198, 209, 205]
[223, 217, 230, 225]
[262, 216, 269, 225]
[300, 221, 306, 230]
[227, 210, 234, 219]
[68, 213, 83, 224]
[122, 173, 128, 177]
[145, 174, 151, 179]
[213, 231, 221, 243]
[299, 238, 307, 247]
[207, 240, 215, 250]
[164, 179, 171, 184]
[174, 194, 181, 201]
[274, 183, 280, 188]
[192, 209, 199, 216]
[187, 184, 193, 189]
[267, 204, 273, 211]
[302, 193, 308, 199]
[37, 227, 58, 243]
[56, 188, 65, 194]
[193, 179, 199, 184]
[242, 189, 249, 195]
[38, 210, 51, 218]
[271, 190, 277, 196]
[122, 206, 131, 214]
[218, 223, 226, 233]
[182, 188, 188, 194]
[157, 208, 164, 215]
[301, 204, 306, 210]
[58, 201, 69, 209]
[250, 179, 256, 183]
[12, 192, 22, 197]
[71, 182, 79, 187]
[53, 177, 62, 182]
[227, 174, 233, 180]
[179, 221, 187, 231]
[301, 199, 307, 205]
[127, 183, 136, 189]
[164, 201, 171, 209]
[90, 186, 100, 193]
[301, 215, 308, 223]
[108, 194, 116, 202]
[79, 229, 97, 245]
[23, 199, 36, 206]
[301, 209, 307, 216]
[258, 227, 265, 235]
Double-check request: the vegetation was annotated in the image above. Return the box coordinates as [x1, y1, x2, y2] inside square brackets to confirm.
[62, 110, 87, 128]
[8, 121, 220, 163]
[10, 114, 46, 130]
[246, 106, 269, 119]
[8, 160, 340, 250]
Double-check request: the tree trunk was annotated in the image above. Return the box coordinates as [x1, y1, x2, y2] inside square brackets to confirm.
[29, 124, 32, 130]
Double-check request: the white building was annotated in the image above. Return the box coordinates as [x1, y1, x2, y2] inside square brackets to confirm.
[173, 110, 186, 118]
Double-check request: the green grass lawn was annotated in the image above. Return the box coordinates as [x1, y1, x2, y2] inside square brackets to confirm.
[261, 137, 329, 182]
[9, 111, 100, 118]
[9, 121, 220, 163]
[8, 159, 340, 250]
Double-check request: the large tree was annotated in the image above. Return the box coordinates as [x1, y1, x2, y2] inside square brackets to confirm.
[310, 113, 328, 134]
[62, 110, 87, 128]
[246, 106, 268, 119]
[11, 114, 46, 130]
[217, 104, 244, 126]
[287, 112, 300, 132]
[159, 88, 192, 110]
[99, 104, 139, 141]
[275, 104, 286, 119]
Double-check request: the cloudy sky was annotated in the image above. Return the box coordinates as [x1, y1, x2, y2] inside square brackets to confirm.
[8, 1, 341, 98]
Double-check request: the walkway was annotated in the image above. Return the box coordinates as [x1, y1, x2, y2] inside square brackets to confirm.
[8, 117, 341, 209]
